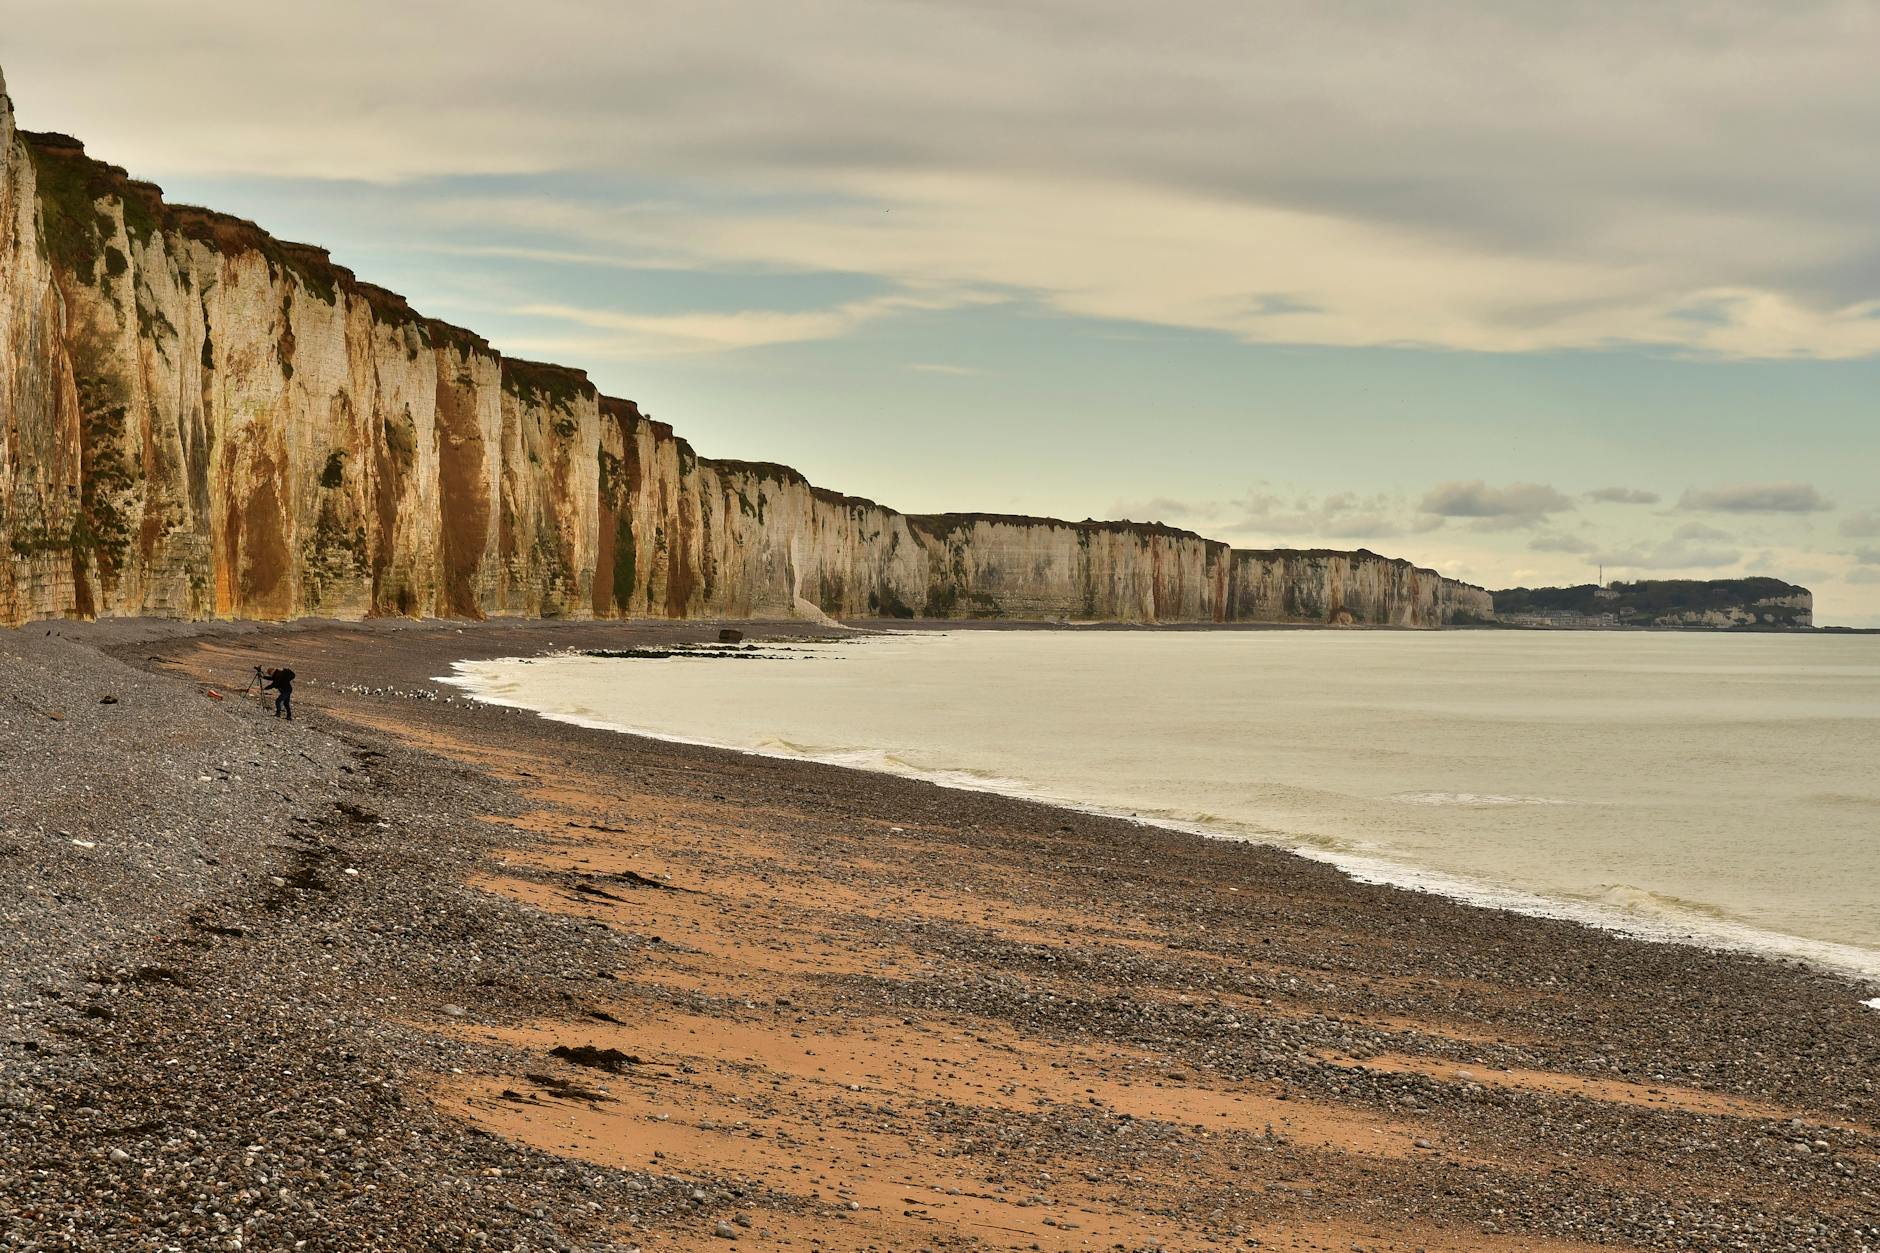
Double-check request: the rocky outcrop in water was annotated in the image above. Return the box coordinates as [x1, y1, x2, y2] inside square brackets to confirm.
[0, 70, 1491, 629]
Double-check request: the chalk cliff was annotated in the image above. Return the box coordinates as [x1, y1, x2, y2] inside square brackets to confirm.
[0, 72, 1491, 629]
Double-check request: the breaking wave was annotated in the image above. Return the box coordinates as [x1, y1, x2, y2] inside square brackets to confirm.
[1393, 791, 1573, 807]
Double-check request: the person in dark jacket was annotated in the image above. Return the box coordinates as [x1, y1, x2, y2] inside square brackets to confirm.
[261, 667, 295, 720]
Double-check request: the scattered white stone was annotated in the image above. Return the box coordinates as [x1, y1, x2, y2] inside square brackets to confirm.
[442, 1004, 466, 1018]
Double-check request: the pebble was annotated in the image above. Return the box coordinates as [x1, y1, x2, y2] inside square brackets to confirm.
[2, 621, 1871, 1253]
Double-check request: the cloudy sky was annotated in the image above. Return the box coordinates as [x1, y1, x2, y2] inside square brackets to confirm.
[8, 2, 1880, 622]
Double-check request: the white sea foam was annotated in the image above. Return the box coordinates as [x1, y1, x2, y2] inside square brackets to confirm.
[1393, 791, 1572, 807]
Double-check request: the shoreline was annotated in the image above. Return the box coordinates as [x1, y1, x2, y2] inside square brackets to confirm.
[3, 616, 1877, 1250]
[443, 640, 1880, 992]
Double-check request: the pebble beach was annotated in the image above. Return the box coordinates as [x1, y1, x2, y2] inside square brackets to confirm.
[2, 618, 1876, 1251]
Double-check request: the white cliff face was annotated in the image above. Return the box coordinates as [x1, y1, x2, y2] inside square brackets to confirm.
[900, 516, 1230, 622]
[1228, 549, 1493, 627]
[1653, 592, 1815, 629]
[0, 78, 1490, 630]
[0, 81, 85, 621]
[1753, 593, 1814, 628]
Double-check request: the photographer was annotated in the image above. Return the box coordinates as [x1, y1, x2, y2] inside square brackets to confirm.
[257, 666, 295, 721]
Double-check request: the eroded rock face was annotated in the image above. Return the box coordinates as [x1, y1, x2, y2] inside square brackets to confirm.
[1228, 549, 1493, 628]
[0, 76, 1491, 629]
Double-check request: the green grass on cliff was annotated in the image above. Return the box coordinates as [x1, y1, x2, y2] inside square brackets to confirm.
[383, 411, 418, 467]
[68, 342, 137, 583]
[120, 190, 159, 248]
[503, 363, 591, 414]
[1493, 577, 1811, 626]
[26, 140, 117, 278]
[597, 450, 623, 501]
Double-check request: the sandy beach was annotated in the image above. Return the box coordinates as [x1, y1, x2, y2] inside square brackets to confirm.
[2, 618, 1876, 1252]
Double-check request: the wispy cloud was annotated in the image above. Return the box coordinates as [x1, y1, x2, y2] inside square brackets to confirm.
[1223, 490, 1432, 542]
[21, 4, 1880, 358]
[404, 241, 708, 273]
[513, 290, 997, 354]
[1585, 486, 1660, 505]
[1840, 509, 1880, 538]
[1111, 496, 1216, 524]
[1102, 490, 1431, 544]
[1598, 522, 1742, 571]
[1529, 531, 1595, 555]
[907, 362, 985, 376]
[1677, 482, 1833, 514]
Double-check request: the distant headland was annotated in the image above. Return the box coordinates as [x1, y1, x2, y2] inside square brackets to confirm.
[1490, 577, 1814, 630]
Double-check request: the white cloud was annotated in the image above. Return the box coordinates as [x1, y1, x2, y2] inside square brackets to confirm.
[1419, 481, 1573, 524]
[1088, 488, 1442, 546]
[1672, 521, 1735, 543]
[1586, 486, 1660, 505]
[1840, 509, 1880, 537]
[1597, 521, 1743, 571]
[1677, 482, 1833, 514]
[452, 181, 1880, 359]
[1219, 490, 1423, 543]
[1532, 520, 1735, 566]
[1740, 552, 1827, 584]
[10, 3, 1880, 357]
[1110, 496, 1216, 524]
[1530, 531, 1596, 555]
[1600, 544, 1740, 571]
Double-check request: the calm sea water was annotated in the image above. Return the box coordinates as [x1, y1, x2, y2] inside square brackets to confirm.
[447, 630, 1880, 985]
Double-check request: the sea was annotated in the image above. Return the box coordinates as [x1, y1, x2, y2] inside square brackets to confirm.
[444, 629, 1880, 990]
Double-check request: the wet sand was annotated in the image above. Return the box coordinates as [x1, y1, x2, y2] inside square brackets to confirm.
[54, 618, 1880, 1249]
